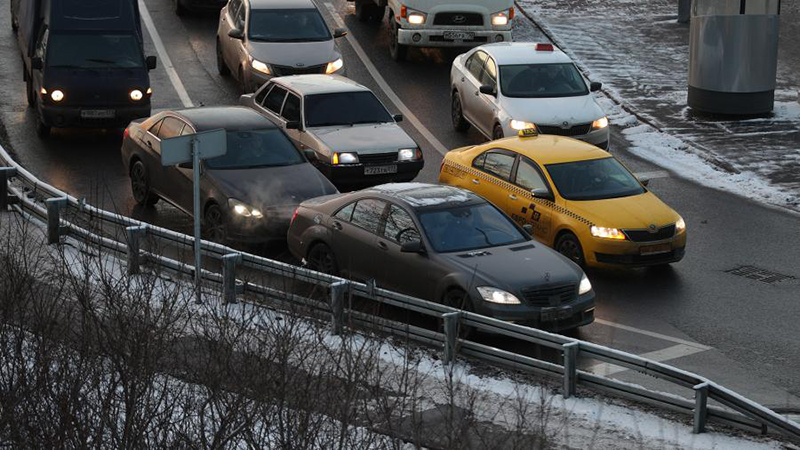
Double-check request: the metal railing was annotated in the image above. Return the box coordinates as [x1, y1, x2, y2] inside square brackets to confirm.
[1, 144, 798, 442]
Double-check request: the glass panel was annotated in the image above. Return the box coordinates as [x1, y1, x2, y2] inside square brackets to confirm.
[515, 159, 548, 192]
[304, 92, 392, 127]
[204, 129, 304, 170]
[500, 63, 588, 98]
[157, 117, 184, 140]
[248, 9, 331, 42]
[482, 152, 514, 181]
[334, 202, 356, 221]
[350, 199, 386, 234]
[693, 0, 741, 16]
[545, 157, 646, 201]
[383, 205, 419, 244]
[263, 86, 287, 114]
[419, 203, 526, 253]
[282, 94, 301, 122]
[745, 0, 780, 14]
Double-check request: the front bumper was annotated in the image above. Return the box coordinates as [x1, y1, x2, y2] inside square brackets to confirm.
[40, 103, 151, 129]
[502, 123, 610, 149]
[586, 232, 687, 268]
[316, 160, 424, 189]
[473, 292, 596, 333]
[398, 28, 511, 48]
[225, 207, 295, 243]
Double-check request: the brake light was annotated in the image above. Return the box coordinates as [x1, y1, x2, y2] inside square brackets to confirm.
[123, 127, 129, 140]
[536, 43, 554, 52]
[400, 5, 407, 18]
[290, 207, 299, 225]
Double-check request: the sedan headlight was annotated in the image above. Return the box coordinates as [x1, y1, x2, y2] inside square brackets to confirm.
[477, 286, 521, 305]
[510, 119, 536, 131]
[491, 8, 514, 26]
[325, 58, 344, 74]
[675, 217, 686, 233]
[398, 148, 420, 161]
[51, 89, 65, 102]
[251, 58, 271, 75]
[590, 226, 627, 240]
[592, 116, 609, 130]
[332, 152, 358, 165]
[578, 273, 592, 295]
[130, 89, 144, 101]
[229, 199, 263, 218]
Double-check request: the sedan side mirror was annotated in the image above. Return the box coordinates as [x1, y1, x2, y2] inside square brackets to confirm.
[303, 149, 317, 161]
[32, 56, 43, 70]
[334, 28, 347, 39]
[228, 28, 244, 40]
[146, 56, 157, 71]
[479, 85, 496, 96]
[400, 240, 426, 254]
[590, 81, 602, 92]
[392, 114, 403, 123]
[286, 121, 301, 130]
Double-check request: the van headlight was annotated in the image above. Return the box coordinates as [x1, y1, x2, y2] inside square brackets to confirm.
[325, 58, 344, 74]
[130, 89, 144, 101]
[229, 199, 263, 218]
[251, 59, 271, 75]
[578, 274, 592, 295]
[51, 90, 65, 102]
[491, 9, 514, 26]
[477, 287, 521, 305]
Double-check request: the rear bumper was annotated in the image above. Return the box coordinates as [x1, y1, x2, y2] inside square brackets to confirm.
[474, 292, 596, 333]
[398, 28, 511, 47]
[40, 103, 151, 129]
[316, 160, 424, 189]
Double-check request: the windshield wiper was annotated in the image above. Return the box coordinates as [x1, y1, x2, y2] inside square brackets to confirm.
[474, 227, 491, 245]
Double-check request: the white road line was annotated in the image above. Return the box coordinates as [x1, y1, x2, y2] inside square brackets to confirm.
[587, 343, 710, 376]
[634, 170, 670, 180]
[138, 0, 194, 108]
[594, 318, 712, 350]
[323, 2, 450, 156]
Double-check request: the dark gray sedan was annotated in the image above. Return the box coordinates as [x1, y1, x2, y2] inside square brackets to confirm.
[121, 106, 338, 243]
[287, 183, 595, 331]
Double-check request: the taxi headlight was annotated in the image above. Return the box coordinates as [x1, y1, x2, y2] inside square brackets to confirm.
[332, 152, 358, 165]
[229, 199, 263, 218]
[675, 217, 686, 233]
[590, 226, 627, 240]
[510, 120, 537, 131]
[398, 148, 418, 161]
[251, 59, 271, 75]
[50, 90, 65, 102]
[130, 89, 144, 101]
[325, 58, 344, 74]
[477, 286, 521, 305]
[578, 273, 592, 295]
[592, 116, 609, 130]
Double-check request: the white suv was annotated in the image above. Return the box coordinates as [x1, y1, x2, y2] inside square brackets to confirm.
[451, 42, 610, 149]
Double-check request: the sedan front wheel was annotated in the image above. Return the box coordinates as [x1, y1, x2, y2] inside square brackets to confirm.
[203, 204, 227, 243]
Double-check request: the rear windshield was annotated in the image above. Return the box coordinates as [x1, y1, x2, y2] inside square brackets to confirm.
[304, 91, 393, 127]
[205, 129, 304, 170]
[248, 9, 331, 42]
[545, 157, 645, 201]
[499, 63, 588, 98]
[47, 34, 143, 69]
[418, 203, 526, 253]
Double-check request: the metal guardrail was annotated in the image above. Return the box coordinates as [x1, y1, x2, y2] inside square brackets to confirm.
[1, 144, 798, 442]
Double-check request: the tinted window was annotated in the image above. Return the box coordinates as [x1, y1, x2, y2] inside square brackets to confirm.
[47, 34, 144, 69]
[515, 158, 549, 192]
[472, 152, 487, 169]
[148, 119, 164, 136]
[204, 129, 304, 170]
[546, 157, 645, 201]
[305, 92, 393, 127]
[465, 51, 487, 79]
[383, 205, 419, 244]
[479, 58, 497, 87]
[482, 152, 515, 180]
[248, 9, 331, 42]
[282, 93, 301, 122]
[235, 2, 245, 27]
[263, 86, 287, 114]
[500, 63, 589, 98]
[255, 83, 272, 104]
[419, 203, 526, 253]
[334, 202, 355, 221]
[157, 117, 185, 140]
[350, 199, 386, 234]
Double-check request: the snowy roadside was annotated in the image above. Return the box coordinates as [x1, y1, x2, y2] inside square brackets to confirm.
[0, 207, 791, 448]
[514, 0, 800, 215]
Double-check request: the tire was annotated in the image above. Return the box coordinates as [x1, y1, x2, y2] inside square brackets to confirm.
[36, 113, 50, 138]
[174, 0, 187, 16]
[370, 6, 386, 23]
[555, 232, 585, 268]
[441, 289, 475, 339]
[130, 161, 159, 206]
[216, 40, 230, 76]
[451, 91, 470, 132]
[355, 1, 371, 22]
[26, 77, 35, 108]
[203, 203, 227, 243]
[306, 243, 339, 276]
[388, 18, 408, 61]
[238, 66, 249, 94]
[492, 124, 504, 140]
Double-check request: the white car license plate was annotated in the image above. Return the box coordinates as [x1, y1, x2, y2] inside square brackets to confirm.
[364, 165, 398, 175]
[443, 31, 475, 41]
[81, 109, 115, 119]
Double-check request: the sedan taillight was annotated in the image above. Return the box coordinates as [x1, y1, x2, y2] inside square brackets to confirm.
[123, 127, 130, 140]
[290, 207, 299, 225]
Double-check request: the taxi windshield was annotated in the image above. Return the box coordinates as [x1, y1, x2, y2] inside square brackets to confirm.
[545, 157, 645, 201]
[418, 203, 527, 253]
[500, 63, 588, 98]
[205, 129, 304, 170]
[248, 9, 331, 42]
[304, 91, 393, 127]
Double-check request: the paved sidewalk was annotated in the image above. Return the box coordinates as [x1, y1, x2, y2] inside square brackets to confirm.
[518, 0, 800, 213]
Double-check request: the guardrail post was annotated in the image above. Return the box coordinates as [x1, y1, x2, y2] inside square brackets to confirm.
[330, 281, 349, 335]
[562, 342, 579, 398]
[678, 0, 691, 24]
[45, 197, 68, 244]
[0, 167, 18, 211]
[443, 312, 461, 365]
[222, 253, 243, 304]
[693, 382, 710, 434]
[126, 225, 147, 275]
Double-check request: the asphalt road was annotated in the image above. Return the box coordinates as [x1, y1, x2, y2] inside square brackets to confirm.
[1, 0, 798, 410]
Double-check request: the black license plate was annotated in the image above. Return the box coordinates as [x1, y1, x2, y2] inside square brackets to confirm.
[541, 306, 572, 322]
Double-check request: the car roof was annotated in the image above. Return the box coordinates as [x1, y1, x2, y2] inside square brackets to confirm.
[174, 106, 276, 132]
[478, 42, 574, 66]
[248, 0, 318, 10]
[364, 183, 484, 210]
[273, 75, 370, 95]
[488, 134, 611, 165]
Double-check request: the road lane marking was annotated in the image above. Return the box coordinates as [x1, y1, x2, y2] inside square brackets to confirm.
[587, 343, 710, 376]
[633, 170, 670, 180]
[323, 2, 450, 156]
[594, 318, 712, 350]
[138, 0, 194, 108]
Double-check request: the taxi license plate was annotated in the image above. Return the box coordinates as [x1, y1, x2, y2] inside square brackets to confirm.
[541, 306, 572, 322]
[364, 165, 397, 175]
[443, 31, 475, 41]
[81, 109, 115, 119]
[640, 243, 671, 256]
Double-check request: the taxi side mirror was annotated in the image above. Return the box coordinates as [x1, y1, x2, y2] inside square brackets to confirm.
[531, 188, 553, 201]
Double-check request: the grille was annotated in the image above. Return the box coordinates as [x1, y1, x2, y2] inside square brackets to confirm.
[433, 12, 483, 26]
[359, 152, 397, 165]
[520, 284, 576, 307]
[270, 64, 326, 77]
[537, 123, 592, 137]
[623, 224, 676, 242]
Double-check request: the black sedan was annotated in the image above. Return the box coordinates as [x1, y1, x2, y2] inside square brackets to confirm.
[121, 106, 338, 243]
[287, 183, 595, 331]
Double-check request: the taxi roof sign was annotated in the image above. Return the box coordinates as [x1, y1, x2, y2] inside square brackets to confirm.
[518, 128, 539, 138]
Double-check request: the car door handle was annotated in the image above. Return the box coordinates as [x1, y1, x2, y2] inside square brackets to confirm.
[509, 194, 517, 200]
[146, 141, 153, 148]
[472, 179, 480, 185]
[377, 241, 388, 251]
[332, 221, 342, 231]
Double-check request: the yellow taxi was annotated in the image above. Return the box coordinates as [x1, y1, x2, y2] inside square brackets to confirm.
[438, 130, 686, 268]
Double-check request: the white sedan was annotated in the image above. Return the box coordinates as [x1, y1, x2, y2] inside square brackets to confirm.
[450, 42, 610, 149]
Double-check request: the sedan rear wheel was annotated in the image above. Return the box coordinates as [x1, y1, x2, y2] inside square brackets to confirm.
[307, 243, 339, 276]
[555, 232, 585, 268]
[204, 204, 227, 243]
[130, 161, 159, 206]
[451, 92, 470, 132]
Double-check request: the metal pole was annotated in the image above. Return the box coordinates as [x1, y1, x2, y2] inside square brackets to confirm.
[0, 167, 18, 211]
[562, 342, 579, 398]
[192, 138, 202, 304]
[443, 312, 461, 365]
[693, 382, 709, 434]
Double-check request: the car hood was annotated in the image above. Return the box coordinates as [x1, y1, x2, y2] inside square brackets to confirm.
[565, 192, 680, 229]
[501, 94, 604, 126]
[246, 40, 339, 68]
[441, 242, 583, 295]
[208, 163, 337, 210]
[311, 123, 417, 155]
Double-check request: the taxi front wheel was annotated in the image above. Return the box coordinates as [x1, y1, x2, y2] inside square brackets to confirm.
[556, 232, 585, 268]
